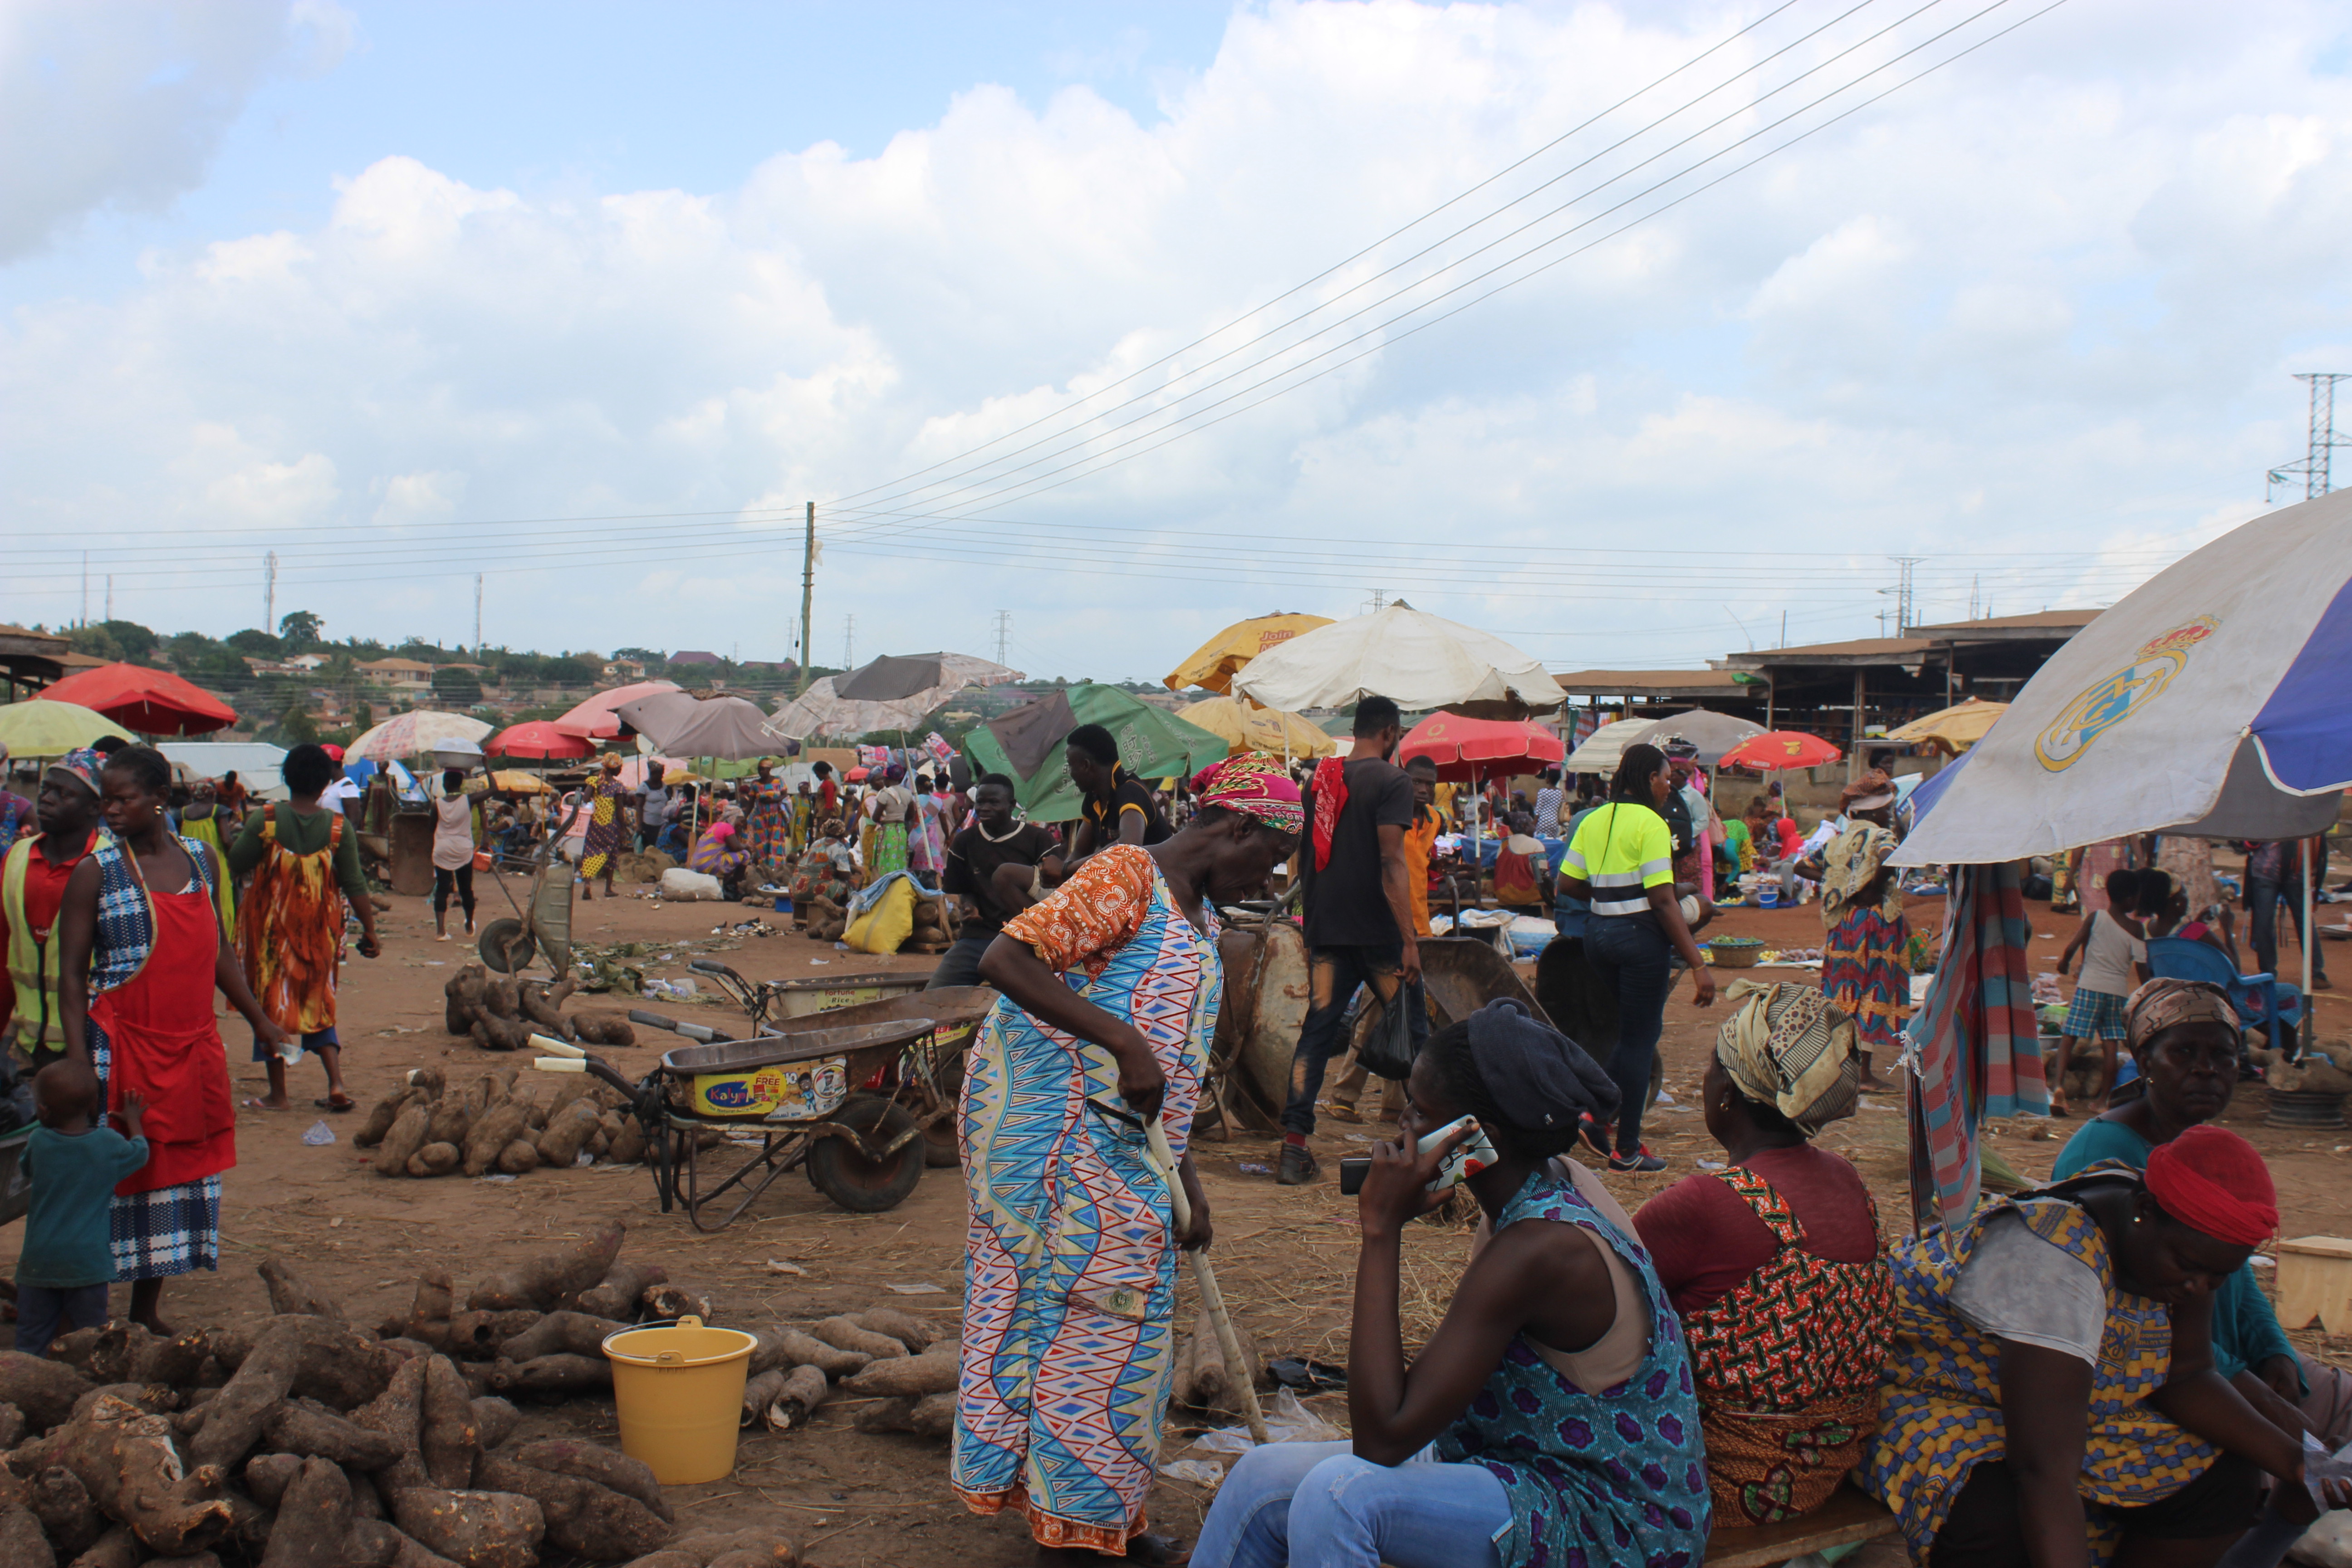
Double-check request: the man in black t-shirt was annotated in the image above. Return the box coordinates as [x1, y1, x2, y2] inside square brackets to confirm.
[1063, 724, 1172, 872]
[928, 774, 1063, 990]
[1279, 695, 1421, 1185]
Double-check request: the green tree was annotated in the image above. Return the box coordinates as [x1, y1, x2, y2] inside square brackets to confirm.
[432, 666, 484, 707]
[541, 657, 598, 685]
[98, 620, 158, 661]
[227, 628, 284, 657]
[278, 610, 324, 648]
[66, 625, 121, 661]
[353, 701, 375, 734]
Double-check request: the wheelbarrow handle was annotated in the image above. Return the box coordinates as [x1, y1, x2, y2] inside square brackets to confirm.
[629, 1009, 728, 1044]
[627, 1009, 680, 1031]
[689, 958, 737, 978]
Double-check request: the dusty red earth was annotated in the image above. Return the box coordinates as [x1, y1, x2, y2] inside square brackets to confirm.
[4, 882, 2345, 1566]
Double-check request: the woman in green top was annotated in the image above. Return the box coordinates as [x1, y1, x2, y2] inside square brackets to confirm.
[1557, 743, 1714, 1172]
[2052, 976, 2338, 1568]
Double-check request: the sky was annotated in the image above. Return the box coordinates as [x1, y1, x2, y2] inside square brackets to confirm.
[7, 0, 2352, 683]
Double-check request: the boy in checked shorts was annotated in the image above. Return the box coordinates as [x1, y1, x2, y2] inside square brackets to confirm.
[2055, 867, 2152, 1112]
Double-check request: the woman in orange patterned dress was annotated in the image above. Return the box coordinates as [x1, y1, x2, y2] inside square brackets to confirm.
[228, 744, 380, 1112]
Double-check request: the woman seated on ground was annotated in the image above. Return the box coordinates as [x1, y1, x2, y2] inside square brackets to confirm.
[786, 817, 857, 917]
[2055, 978, 2347, 1568]
[1632, 981, 1892, 1529]
[687, 819, 750, 897]
[1193, 1000, 1710, 1568]
[1861, 1117, 2336, 1566]
[2143, 869, 2240, 968]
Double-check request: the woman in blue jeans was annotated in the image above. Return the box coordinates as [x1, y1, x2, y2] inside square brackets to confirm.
[1192, 1000, 1709, 1568]
[1556, 745, 1715, 1172]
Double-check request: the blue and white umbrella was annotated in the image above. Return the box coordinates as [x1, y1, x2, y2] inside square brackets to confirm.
[1894, 490, 2352, 867]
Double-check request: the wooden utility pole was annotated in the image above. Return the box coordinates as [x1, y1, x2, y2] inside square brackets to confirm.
[796, 501, 816, 697]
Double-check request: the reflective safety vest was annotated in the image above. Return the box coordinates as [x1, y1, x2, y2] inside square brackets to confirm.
[3, 829, 108, 1058]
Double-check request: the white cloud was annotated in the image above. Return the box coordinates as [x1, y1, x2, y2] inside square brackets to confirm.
[7, 0, 2352, 668]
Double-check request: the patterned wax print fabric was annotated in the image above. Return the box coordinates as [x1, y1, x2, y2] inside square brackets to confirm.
[953, 846, 1222, 1553]
[1817, 822, 1901, 923]
[745, 780, 793, 877]
[0, 792, 31, 848]
[84, 838, 235, 1281]
[1858, 1171, 2220, 1565]
[909, 792, 949, 875]
[237, 807, 346, 1037]
[1680, 1168, 1891, 1527]
[1433, 1169, 1711, 1568]
[869, 819, 909, 878]
[177, 809, 235, 931]
[579, 774, 627, 879]
[1821, 904, 1911, 1055]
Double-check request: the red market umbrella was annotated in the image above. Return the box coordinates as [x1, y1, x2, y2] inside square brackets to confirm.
[1398, 711, 1566, 782]
[487, 720, 594, 761]
[40, 662, 237, 736]
[1718, 730, 1845, 772]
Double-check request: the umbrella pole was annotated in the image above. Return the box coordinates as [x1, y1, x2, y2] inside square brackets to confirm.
[2304, 837, 2317, 1055]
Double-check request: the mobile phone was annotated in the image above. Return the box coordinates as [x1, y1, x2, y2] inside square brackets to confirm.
[1421, 1115, 1496, 1194]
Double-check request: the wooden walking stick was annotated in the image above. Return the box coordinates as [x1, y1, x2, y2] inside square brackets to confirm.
[1146, 1117, 1272, 1446]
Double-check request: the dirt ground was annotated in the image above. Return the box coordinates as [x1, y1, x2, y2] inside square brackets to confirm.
[10, 883, 2350, 1567]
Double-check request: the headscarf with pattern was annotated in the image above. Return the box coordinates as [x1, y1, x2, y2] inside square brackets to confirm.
[49, 747, 103, 799]
[1191, 755, 1303, 836]
[1714, 979, 1863, 1135]
[2124, 977, 2239, 1051]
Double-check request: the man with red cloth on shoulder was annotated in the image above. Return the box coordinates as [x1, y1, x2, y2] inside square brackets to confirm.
[1278, 696, 1420, 1187]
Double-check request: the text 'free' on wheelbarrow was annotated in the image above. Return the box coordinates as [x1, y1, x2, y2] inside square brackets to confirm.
[626, 1012, 946, 1230]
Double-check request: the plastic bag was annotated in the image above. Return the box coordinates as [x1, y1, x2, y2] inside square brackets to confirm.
[1355, 985, 1417, 1082]
[1188, 1388, 1345, 1454]
[845, 877, 916, 955]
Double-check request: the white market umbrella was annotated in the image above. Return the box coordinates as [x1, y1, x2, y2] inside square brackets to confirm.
[1563, 716, 1661, 775]
[348, 710, 492, 762]
[1230, 603, 1565, 720]
[765, 654, 1019, 740]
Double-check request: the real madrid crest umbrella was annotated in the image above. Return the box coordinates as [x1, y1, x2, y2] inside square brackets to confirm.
[1893, 491, 2352, 866]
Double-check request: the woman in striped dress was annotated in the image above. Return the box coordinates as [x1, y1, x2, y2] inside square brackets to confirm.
[55, 747, 291, 1333]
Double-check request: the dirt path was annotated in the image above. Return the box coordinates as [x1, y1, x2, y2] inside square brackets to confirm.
[9, 885, 2346, 1565]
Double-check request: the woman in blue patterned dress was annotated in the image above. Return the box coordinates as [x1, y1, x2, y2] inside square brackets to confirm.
[1196, 999, 1710, 1568]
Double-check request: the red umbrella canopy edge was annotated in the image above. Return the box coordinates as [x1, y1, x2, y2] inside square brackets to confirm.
[39, 662, 238, 737]
[1398, 711, 1567, 782]
[1718, 731, 1844, 771]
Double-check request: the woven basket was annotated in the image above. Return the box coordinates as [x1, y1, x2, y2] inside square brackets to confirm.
[1706, 938, 1764, 970]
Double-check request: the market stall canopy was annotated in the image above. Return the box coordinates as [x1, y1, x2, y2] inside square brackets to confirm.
[1894, 493, 2352, 865]
[1163, 614, 1335, 695]
[964, 682, 1228, 822]
[1399, 711, 1565, 782]
[1176, 696, 1337, 760]
[1718, 731, 1844, 772]
[1562, 717, 1657, 775]
[344, 757, 424, 804]
[551, 680, 683, 741]
[157, 740, 290, 799]
[0, 700, 136, 757]
[767, 654, 1019, 739]
[485, 720, 593, 761]
[1885, 698, 2009, 755]
[487, 769, 554, 794]
[39, 662, 237, 736]
[1230, 603, 1565, 720]
[1628, 710, 1765, 766]
[347, 710, 494, 762]
[614, 691, 778, 760]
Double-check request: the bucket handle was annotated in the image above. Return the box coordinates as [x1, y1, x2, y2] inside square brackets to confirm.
[602, 1314, 703, 1367]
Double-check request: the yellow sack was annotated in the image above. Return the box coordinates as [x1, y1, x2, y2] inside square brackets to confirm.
[844, 877, 916, 955]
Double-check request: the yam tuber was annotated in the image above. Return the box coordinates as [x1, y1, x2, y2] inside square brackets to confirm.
[573, 1262, 666, 1320]
[419, 1356, 481, 1492]
[258, 1455, 353, 1568]
[667, 1528, 799, 1566]
[474, 1453, 671, 1561]
[244, 1452, 303, 1509]
[906, 1391, 954, 1439]
[68, 1524, 142, 1568]
[851, 1307, 938, 1352]
[391, 1488, 545, 1568]
[358, 1088, 421, 1148]
[769, 1365, 829, 1431]
[608, 1117, 649, 1164]
[745, 1328, 865, 1380]
[640, 1282, 713, 1322]
[20, 1393, 235, 1556]
[28, 1464, 103, 1559]
[470, 1396, 521, 1453]
[497, 1311, 620, 1363]
[839, 1347, 956, 1399]
[85, 1323, 208, 1388]
[0, 1504, 54, 1568]
[490, 1354, 612, 1397]
[517, 980, 572, 1038]
[739, 1368, 787, 1430]
[470, 1011, 534, 1053]
[810, 1316, 906, 1361]
[408, 1142, 462, 1178]
[854, 1396, 915, 1434]
[495, 1139, 540, 1175]
[0, 1351, 94, 1431]
[534, 1098, 602, 1167]
[353, 1357, 430, 1504]
[190, 1317, 397, 1469]
[425, 1090, 475, 1149]
[262, 1397, 405, 1469]
[460, 1102, 529, 1179]
[448, 1310, 539, 1360]
[379, 1269, 455, 1348]
[375, 1106, 432, 1179]
[466, 1222, 624, 1312]
[482, 974, 522, 1021]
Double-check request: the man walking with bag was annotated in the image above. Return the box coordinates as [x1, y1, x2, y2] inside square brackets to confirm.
[1279, 696, 1421, 1186]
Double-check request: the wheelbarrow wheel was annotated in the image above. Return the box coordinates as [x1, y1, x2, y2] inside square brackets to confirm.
[807, 1095, 924, 1213]
[478, 918, 535, 974]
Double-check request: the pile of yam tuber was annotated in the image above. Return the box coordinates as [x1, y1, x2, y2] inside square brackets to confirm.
[899, 898, 952, 958]
[444, 963, 637, 1054]
[0, 1224, 805, 1567]
[355, 1063, 664, 1180]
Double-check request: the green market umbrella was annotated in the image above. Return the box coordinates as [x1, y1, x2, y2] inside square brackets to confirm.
[963, 684, 1229, 822]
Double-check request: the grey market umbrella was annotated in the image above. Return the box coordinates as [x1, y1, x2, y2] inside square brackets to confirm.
[613, 692, 779, 761]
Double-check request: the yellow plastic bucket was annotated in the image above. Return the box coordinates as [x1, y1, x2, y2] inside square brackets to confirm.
[602, 1315, 759, 1484]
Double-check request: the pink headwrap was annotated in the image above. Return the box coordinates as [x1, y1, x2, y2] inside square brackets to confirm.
[1191, 756, 1303, 835]
[707, 821, 735, 840]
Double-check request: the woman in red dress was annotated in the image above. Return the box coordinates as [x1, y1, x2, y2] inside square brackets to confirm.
[55, 746, 290, 1333]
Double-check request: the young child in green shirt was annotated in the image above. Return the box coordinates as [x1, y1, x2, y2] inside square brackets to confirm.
[15, 1063, 148, 1354]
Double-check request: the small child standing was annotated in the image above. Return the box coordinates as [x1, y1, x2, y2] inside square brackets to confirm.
[2056, 867, 2154, 1113]
[15, 1063, 148, 1354]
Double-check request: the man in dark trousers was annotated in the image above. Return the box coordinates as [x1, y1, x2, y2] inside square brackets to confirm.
[1279, 695, 1420, 1186]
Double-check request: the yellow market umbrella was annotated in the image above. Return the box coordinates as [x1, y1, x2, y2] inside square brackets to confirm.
[1178, 696, 1338, 760]
[487, 769, 554, 794]
[1887, 698, 2010, 755]
[1164, 613, 1334, 695]
[0, 700, 136, 756]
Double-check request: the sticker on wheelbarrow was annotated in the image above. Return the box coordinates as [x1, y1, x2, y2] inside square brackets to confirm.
[689, 1056, 849, 1120]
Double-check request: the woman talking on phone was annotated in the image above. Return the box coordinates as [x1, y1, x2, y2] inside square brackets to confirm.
[1191, 1000, 1710, 1568]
